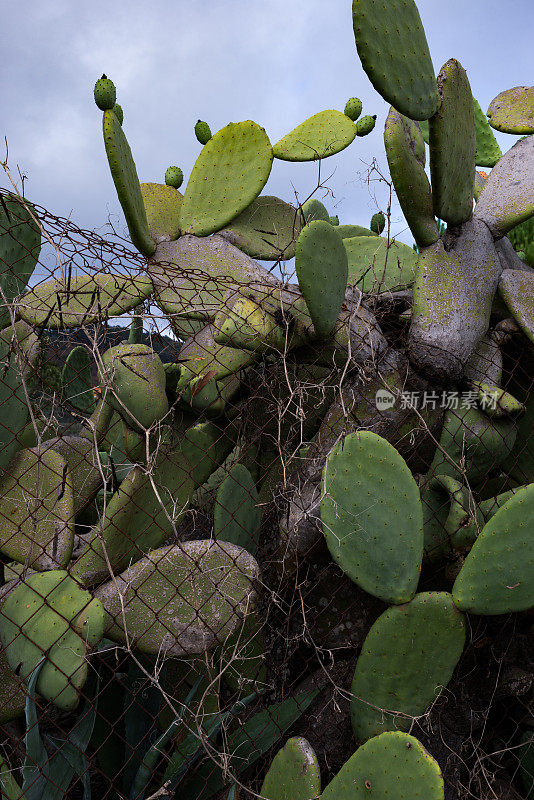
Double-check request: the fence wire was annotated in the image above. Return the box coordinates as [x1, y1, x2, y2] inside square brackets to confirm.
[0, 188, 533, 800]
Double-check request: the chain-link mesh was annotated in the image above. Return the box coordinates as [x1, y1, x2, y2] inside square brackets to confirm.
[1, 186, 533, 800]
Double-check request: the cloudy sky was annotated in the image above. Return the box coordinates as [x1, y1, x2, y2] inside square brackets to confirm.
[2, 0, 531, 258]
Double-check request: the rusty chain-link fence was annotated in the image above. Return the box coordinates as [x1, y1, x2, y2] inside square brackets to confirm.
[0, 188, 533, 800]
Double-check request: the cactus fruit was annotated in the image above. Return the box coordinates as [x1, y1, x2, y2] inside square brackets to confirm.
[350, 593, 465, 742]
[429, 59, 476, 227]
[18, 273, 153, 329]
[0, 570, 104, 710]
[0, 447, 74, 570]
[344, 235, 418, 293]
[487, 86, 534, 134]
[273, 110, 358, 161]
[384, 108, 438, 248]
[260, 737, 321, 800]
[370, 212, 385, 235]
[321, 432, 423, 605]
[61, 345, 95, 413]
[94, 74, 116, 111]
[0, 195, 40, 329]
[452, 484, 534, 614]
[140, 182, 183, 242]
[344, 97, 362, 121]
[329, 215, 339, 225]
[194, 119, 212, 144]
[94, 541, 259, 657]
[112, 102, 123, 125]
[99, 343, 168, 431]
[352, 0, 439, 121]
[355, 114, 376, 136]
[214, 464, 261, 555]
[180, 121, 273, 237]
[219, 196, 302, 261]
[102, 108, 156, 256]
[300, 197, 331, 224]
[165, 165, 184, 189]
[295, 220, 348, 339]
[474, 134, 534, 237]
[320, 731, 444, 799]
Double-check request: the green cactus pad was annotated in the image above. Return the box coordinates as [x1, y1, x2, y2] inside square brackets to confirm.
[409, 219, 501, 382]
[473, 97, 502, 167]
[94, 540, 259, 656]
[350, 593, 465, 742]
[273, 110, 357, 161]
[370, 212, 385, 235]
[219, 611, 266, 693]
[219, 196, 302, 261]
[329, 215, 339, 225]
[194, 119, 212, 144]
[112, 102, 123, 125]
[102, 109, 155, 256]
[464, 335, 503, 386]
[300, 197, 331, 224]
[94, 75, 116, 110]
[165, 166, 183, 189]
[260, 737, 321, 800]
[99, 343, 168, 430]
[426, 404, 517, 486]
[176, 322, 257, 383]
[214, 464, 261, 555]
[429, 59, 475, 226]
[0, 447, 74, 570]
[473, 382, 523, 418]
[0, 570, 104, 710]
[473, 169, 486, 201]
[180, 121, 273, 236]
[61, 345, 95, 413]
[140, 182, 182, 242]
[352, 0, 439, 121]
[321, 731, 444, 799]
[452, 484, 534, 614]
[0, 322, 38, 469]
[295, 220, 348, 339]
[337, 224, 376, 239]
[487, 86, 534, 134]
[499, 270, 534, 344]
[0, 648, 27, 723]
[0, 195, 40, 329]
[344, 97, 362, 121]
[384, 108, 438, 248]
[355, 114, 376, 136]
[18, 273, 153, 328]
[321, 431, 423, 605]
[421, 476, 468, 562]
[474, 135, 534, 237]
[344, 235, 418, 293]
[38, 435, 102, 515]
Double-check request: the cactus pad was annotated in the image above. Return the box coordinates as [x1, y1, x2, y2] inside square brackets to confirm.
[352, 0, 439, 121]
[0, 195, 40, 329]
[61, 345, 95, 413]
[321, 431, 423, 605]
[0, 570, 104, 710]
[452, 484, 534, 614]
[214, 464, 261, 555]
[320, 731, 444, 799]
[474, 135, 534, 237]
[499, 270, 534, 345]
[300, 197, 331, 224]
[473, 97, 502, 167]
[260, 737, 321, 800]
[273, 110, 357, 161]
[0, 322, 38, 469]
[429, 59, 475, 226]
[102, 109, 155, 256]
[0, 447, 74, 570]
[18, 273, 153, 328]
[408, 218, 501, 382]
[487, 86, 534, 134]
[370, 212, 385, 235]
[140, 182, 182, 242]
[95, 541, 259, 657]
[337, 223, 376, 239]
[99, 343, 168, 430]
[384, 108, 438, 248]
[219, 196, 302, 261]
[350, 593, 465, 741]
[180, 121, 273, 236]
[295, 220, 348, 338]
[344, 235, 418, 293]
